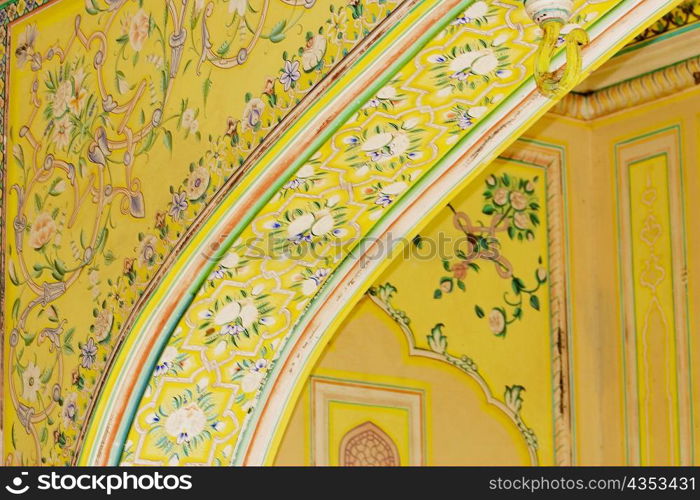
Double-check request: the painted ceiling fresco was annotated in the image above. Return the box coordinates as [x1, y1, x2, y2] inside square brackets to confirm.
[1, 0, 681, 466]
[2, 0, 409, 466]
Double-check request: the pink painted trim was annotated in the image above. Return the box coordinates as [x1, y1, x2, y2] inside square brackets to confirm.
[84, 0, 462, 466]
[242, 0, 671, 465]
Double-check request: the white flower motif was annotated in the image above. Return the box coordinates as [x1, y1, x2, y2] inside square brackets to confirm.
[63, 392, 78, 426]
[537, 267, 548, 283]
[54, 115, 73, 150]
[510, 191, 528, 211]
[493, 188, 509, 206]
[93, 308, 114, 342]
[22, 362, 41, 403]
[300, 268, 329, 296]
[229, 0, 247, 15]
[181, 109, 196, 131]
[28, 212, 57, 250]
[311, 213, 334, 236]
[185, 167, 210, 200]
[428, 54, 448, 64]
[514, 212, 529, 229]
[376, 86, 397, 100]
[164, 403, 207, 444]
[402, 117, 420, 130]
[52, 80, 72, 117]
[239, 302, 259, 328]
[488, 309, 506, 335]
[154, 346, 179, 376]
[388, 132, 410, 156]
[382, 181, 407, 196]
[468, 106, 488, 118]
[214, 301, 241, 325]
[241, 370, 265, 393]
[471, 52, 499, 75]
[301, 278, 318, 296]
[128, 9, 150, 52]
[137, 234, 158, 267]
[493, 33, 509, 46]
[15, 24, 39, 69]
[448, 49, 498, 78]
[361, 132, 393, 152]
[296, 164, 315, 178]
[287, 213, 315, 238]
[219, 252, 240, 269]
[464, 1, 488, 19]
[241, 98, 265, 131]
[449, 52, 479, 73]
[169, 191, 188, 220]
[280, 60, 300, 91]
[301, 35, 326, 71]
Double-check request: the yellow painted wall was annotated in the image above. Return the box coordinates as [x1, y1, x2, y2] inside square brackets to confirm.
[528, 86, 699, 465]
[275, 87, 699, 466]
[276, 145, 563, 466]
[275, 297, 530, 466]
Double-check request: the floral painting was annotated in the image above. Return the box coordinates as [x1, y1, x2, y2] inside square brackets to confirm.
[2, 0, 407, 466]
[0, 0, 625, 466]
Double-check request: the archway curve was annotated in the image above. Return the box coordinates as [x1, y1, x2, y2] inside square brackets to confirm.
[76, 0, 465, 465]
[78, 0, 679, 466]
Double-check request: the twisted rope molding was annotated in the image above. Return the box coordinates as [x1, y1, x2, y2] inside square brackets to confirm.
[552, 55, 700, 120]
[498, 140, 571, 465]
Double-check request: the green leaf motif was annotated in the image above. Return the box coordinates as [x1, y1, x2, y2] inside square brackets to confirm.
[163, 130, 173, 153]
[427, 323, 447, 354]
[203, 72, 213, 110]
[268, 20, 287, 43]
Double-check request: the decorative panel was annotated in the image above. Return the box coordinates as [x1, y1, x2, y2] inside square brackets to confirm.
[367, 138, 571, 465]
[311, 377, 423, 466]
[615, 126, 692, 465]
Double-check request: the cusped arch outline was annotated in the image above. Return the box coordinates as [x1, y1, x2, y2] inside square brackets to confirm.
[77, 0, 680, 466]
[367, 283, 540, 464]
[340, 421, 401, 466]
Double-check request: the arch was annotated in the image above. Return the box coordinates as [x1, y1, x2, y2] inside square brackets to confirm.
[339, 422, 400, 466]
[76, 0, 465, 465]
[72, 0, 677, 466]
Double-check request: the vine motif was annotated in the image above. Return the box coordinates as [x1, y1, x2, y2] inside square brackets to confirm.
[429, 173, 547, 337]
[633, 0, 700, 42]
[0, 0, 615, 466]
[4, 0, 401, 465]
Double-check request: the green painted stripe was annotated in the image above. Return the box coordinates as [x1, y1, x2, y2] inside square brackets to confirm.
[243, 0, 675, 464]
[512, 137, 576, 464]
[90, 0, 675, 465]
[614, 124, 692, 465]
[615, 20, 700, 57]
[102, 0, 475, 466]
[81, 0, 433, 464]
